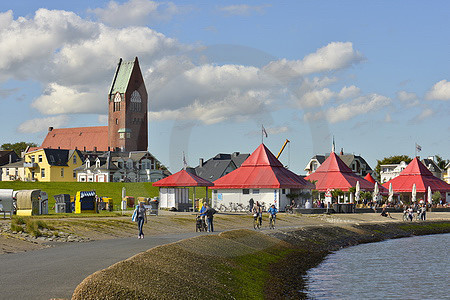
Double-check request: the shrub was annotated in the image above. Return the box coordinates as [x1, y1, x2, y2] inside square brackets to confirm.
[10, 223, 24, 232]
[13, 216, 26, 225]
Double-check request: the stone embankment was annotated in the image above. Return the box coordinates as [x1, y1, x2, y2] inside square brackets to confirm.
[72, 220, 450, 299]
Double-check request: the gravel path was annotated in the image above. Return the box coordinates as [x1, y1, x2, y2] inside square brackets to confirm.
[0, 232, 203, 300]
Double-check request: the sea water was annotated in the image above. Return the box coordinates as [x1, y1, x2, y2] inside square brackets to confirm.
[305, 233, 450, 300]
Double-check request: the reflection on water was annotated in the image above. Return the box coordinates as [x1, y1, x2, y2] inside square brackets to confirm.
[305, 233, 450, 300]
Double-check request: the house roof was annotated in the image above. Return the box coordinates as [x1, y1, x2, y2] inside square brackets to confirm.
[153, 168, 213, 187]
[212, 144, 315, 189]
[305, 151, 375, 192]
[383, 157, 450, 193]
[41, 126, 108, 151]
[0, 150, 20, 166]
[109, 58, 137, 96]
[1, 160, 24, 168]
[194, 152, 250, 182]
[421, 158, 442, 173]
[27, 149, 82, 167]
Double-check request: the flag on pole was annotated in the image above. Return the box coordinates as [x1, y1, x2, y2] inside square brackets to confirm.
[416, 143, 422, 152]
[262, 125, 268, 138]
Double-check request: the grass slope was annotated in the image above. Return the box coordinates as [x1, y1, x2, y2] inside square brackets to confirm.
[0, 182, 210, 211]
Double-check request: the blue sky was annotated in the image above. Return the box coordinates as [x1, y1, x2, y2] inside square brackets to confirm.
[0, 0, 448, 173]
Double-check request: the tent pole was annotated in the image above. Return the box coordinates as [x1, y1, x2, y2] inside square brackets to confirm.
[205, 186, 209, 206]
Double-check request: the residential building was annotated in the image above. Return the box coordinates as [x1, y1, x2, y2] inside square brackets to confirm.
[380, 161, 408, 183]
[194, 152, 250, 182]
[304, 149, 373, 177]
[444, 162, 450, 184]
[421, 156, 442, 179]
[39, 57, 148, 152]
[1, 160, 26, 181]
[23, 149, 83, 182]
[74, 151, 167, 182]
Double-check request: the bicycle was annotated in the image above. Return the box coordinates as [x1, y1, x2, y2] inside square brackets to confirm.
[218, 203, 227, 212]
[253, 213, 261, 230]
[235, 203, 245, 212]
[269, 214, 276, 229]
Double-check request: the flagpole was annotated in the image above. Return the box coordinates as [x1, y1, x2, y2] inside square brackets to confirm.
[261, 124, 263, 144]
[415, 143, 417, 157]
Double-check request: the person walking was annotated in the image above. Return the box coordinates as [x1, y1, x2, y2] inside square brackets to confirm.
[249, 198, 254, 212]
[204, 205, 217, 232]
[135, 202, 147, 239]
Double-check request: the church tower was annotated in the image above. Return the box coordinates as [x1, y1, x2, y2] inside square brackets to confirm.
[108, 57, 148, 152]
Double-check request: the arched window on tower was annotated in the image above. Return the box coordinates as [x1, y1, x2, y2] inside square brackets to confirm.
[113, 93, 122, 112]
[130, 90, 142, 112]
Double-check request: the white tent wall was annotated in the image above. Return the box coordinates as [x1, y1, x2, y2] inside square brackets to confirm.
[159, 187, 189, 208]
[213, 188, 289, 211]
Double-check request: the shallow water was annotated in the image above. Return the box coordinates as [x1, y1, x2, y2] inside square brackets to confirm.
[305, 233, 450, 300]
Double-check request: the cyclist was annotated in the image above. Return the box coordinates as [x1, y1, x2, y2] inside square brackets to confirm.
[268, 204, 278, 229]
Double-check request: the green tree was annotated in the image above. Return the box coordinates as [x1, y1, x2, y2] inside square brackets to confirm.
[432, 191, 442, 205]
[434, 155, 449, 170]
[375, 155, 412, 181]
[1, 142, 38, 156]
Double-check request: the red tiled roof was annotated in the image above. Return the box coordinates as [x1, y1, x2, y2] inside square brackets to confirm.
[212, 144, 315, 189]
[41, 126, 108, 151]
[383, 157, 450, 193]
[153, 169, 214, 187]
[305, 152, 375, 192]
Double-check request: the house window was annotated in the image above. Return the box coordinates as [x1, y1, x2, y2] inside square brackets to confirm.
[119, 133, 125, 139]
[15, 168, 18, 176]
[61, 168, 64, 177]
[38, 155, 43, 163]
[73, 155, 77, 164]
[5, 169, 9, 176]
[96, 160, 100, 168]
[31, 155, 35, 163]
[41, 168, 45, 178]
[252, 189, 260, 194]
[113, 93, 121, 112]
[282, 189, 286, 195]
[243, 189, 250, 194]
[73, 171, 77, 179]
[126, 132, 131, 139]
[116, 118, 119, 125]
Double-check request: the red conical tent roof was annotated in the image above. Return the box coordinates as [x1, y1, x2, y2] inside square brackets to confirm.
[153, 169, 213, 187]
[383, 157, 450, 193]
[212, 144, 314, 189]
[305, 152, 375, 192]
[364, 173, 376, 183]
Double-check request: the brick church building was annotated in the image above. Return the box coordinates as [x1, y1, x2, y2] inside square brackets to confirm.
[41, 57, 148, 152]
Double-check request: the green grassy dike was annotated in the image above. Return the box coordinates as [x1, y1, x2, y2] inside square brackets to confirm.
[71, 221, 450, 300]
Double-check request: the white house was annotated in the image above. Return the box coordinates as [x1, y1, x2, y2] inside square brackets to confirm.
[75, 151, 167, 182]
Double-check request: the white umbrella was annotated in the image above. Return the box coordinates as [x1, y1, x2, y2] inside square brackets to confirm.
[388, 183, 393, 203]
[412, 183, 416, 203]
[373, 182, 379, 202]
[427, 186, 432, 205]
[122, 187, 126, 199]
[355, 181, 360, 203]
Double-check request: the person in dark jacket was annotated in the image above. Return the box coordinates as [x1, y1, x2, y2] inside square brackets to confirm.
[204, 205, 217, 232]
[249, 198, 254, 212]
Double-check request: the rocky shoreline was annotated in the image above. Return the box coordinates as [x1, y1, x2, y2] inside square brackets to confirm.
[71, 220, 450, 299]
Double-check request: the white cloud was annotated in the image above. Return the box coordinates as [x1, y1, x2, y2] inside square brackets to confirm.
[425, 80, 450, 100]
[316, 94, 391, 123]
[416, 108, 434, 120]
[266, 126, 289, 135]
[327, 94, 390, 123]
[219, 4, 271, 16]
[18, 115, 69, 133]
[338, 85, 360, 99]
[297, 88, 334, 108]
[397, 90, 419, 107]
[31, 83, 104, 115]
[264, 42, 364, 79]
[89, 0, 182, 27]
